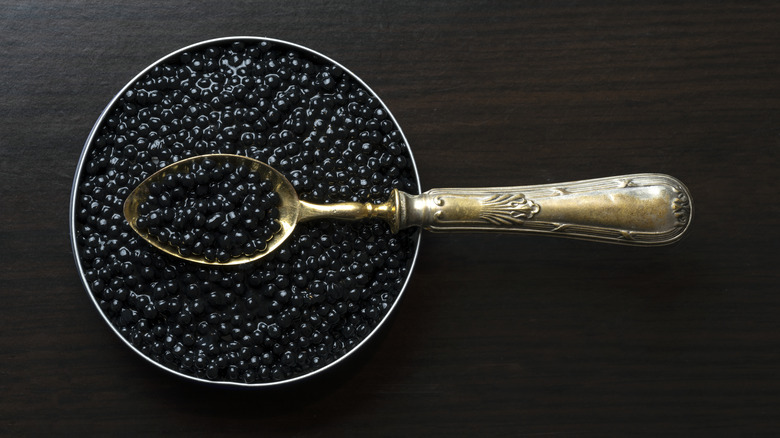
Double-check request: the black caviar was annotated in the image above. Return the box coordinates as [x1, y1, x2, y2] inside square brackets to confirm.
[135, 157, 282, 262]
[73, 39, 419, 384]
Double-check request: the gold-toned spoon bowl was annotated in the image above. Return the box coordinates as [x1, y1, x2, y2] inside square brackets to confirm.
[124, 153, 693, 266]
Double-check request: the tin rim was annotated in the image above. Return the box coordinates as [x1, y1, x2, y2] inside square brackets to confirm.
[69, 36, 423, 387]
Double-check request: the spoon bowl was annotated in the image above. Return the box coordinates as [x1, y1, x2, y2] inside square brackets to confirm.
[124, 154, 301, 265]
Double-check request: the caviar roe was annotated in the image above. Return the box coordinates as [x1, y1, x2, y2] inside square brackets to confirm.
[136, 158, 282, 262]
[74, 39, 419, 384]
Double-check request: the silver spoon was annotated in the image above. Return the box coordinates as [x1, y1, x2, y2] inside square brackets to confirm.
[124, 154, 693, 265]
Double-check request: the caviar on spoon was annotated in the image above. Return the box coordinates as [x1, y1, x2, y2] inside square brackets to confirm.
[127, 154, 282, 264]
[124, 153, 693, 265]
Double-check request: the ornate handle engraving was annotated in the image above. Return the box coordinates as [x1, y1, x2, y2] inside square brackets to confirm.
[474, 194, 540, 225]
[393, 173, 693, 246]
[431, 194, 540, 226]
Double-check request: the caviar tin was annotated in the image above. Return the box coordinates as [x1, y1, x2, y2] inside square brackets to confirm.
[70, 37, 422, 386]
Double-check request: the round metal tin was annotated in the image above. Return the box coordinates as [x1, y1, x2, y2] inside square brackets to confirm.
[70, 36, 422, 387]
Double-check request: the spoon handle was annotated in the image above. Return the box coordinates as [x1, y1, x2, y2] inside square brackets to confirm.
[395, 173, 692, 245]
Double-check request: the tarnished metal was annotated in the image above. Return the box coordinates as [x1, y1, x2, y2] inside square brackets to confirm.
[394, 173, 692, 245]
[125, 156, 693, 266]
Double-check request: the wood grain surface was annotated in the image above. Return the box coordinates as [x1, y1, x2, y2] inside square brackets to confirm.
[1, 1, 779, 435]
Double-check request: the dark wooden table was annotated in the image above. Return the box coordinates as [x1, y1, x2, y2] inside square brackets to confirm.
[2, 1, 779, 435]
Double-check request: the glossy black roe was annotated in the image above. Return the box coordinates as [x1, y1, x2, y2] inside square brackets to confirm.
[75, 39, 418, 384]
[136, 159, 281, 262]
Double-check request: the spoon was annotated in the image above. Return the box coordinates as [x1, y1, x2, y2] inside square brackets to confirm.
[124, 153, 693, 265]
